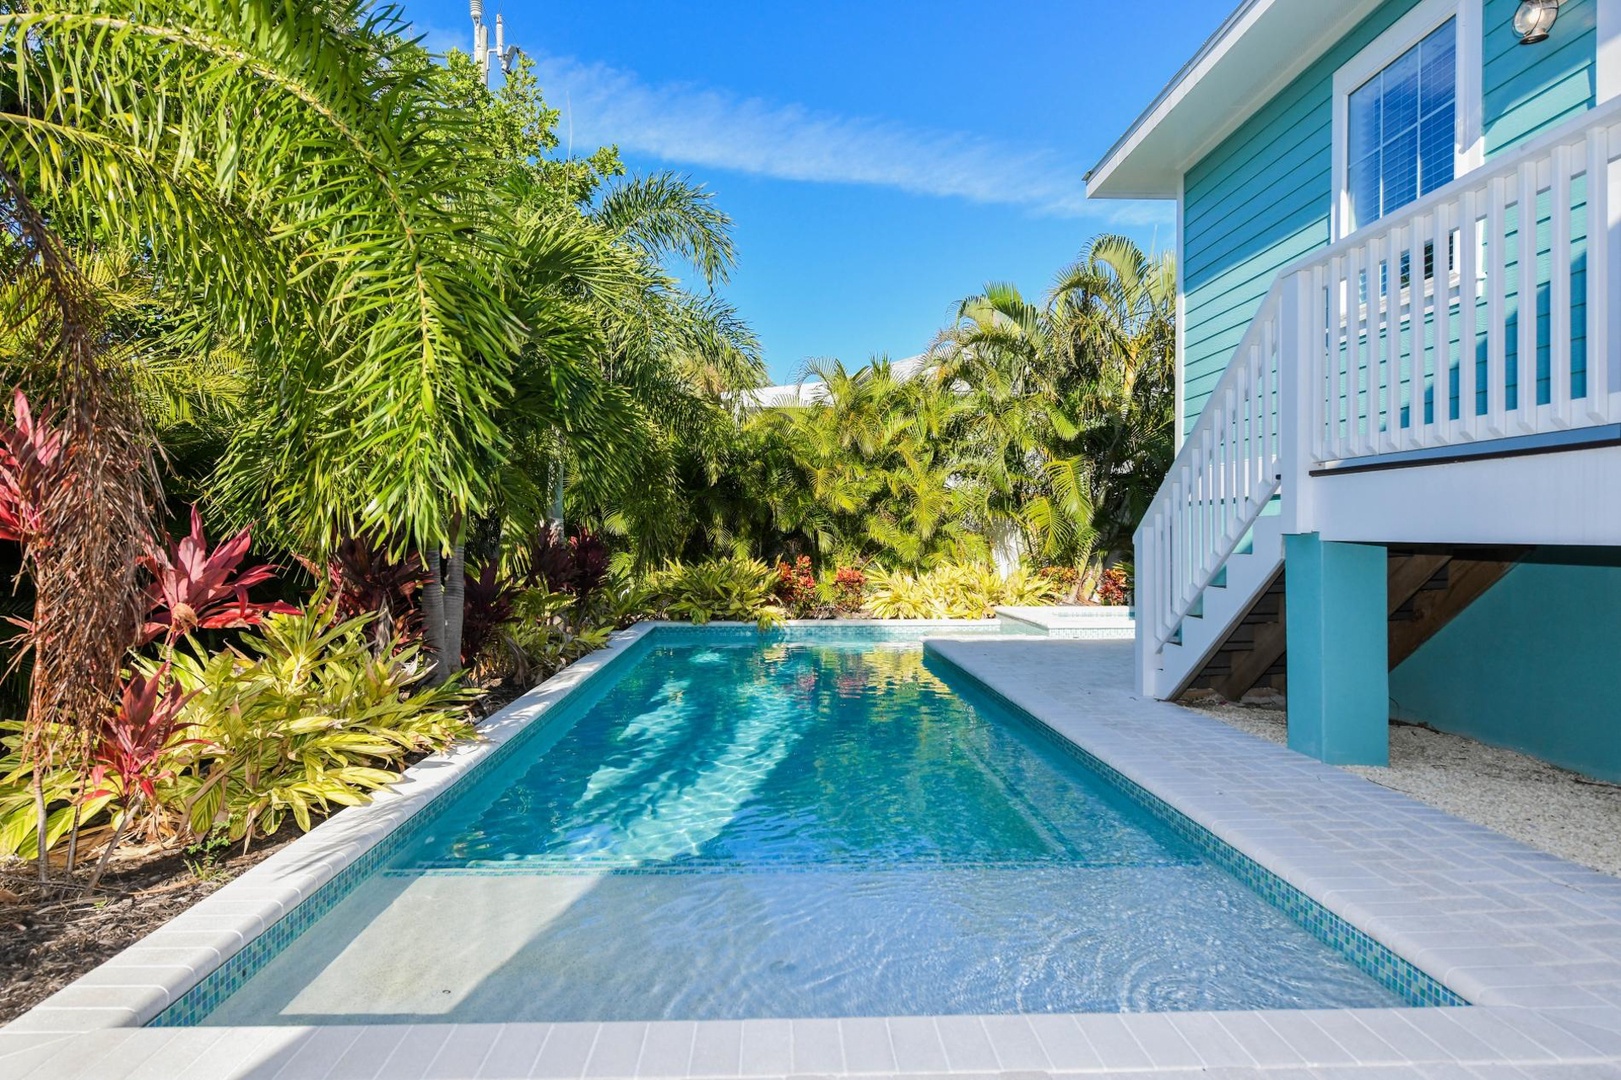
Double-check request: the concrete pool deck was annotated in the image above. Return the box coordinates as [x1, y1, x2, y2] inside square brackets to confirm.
[7, 632, 1621, 1077]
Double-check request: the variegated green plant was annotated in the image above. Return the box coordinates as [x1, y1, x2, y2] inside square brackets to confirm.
[644, 557, 782, 628]
[864, 562, 1061, 620]
[148, 604, 476, 845]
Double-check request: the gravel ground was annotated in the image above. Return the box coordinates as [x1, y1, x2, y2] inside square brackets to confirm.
[1188, 701, 1621, 877]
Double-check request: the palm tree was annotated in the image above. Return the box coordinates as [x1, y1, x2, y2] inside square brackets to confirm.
[933, 235, 1175, 573]
[1045, 235, 1177, 559]
[0, 0, 519, 840]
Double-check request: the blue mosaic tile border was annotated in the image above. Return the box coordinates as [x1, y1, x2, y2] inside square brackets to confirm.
[648, 620, 1003, 642]
[924, 646, 1469, 1010]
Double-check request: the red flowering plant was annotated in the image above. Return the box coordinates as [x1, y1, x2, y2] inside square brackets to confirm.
[141, 507, 297, 647]
[832, 566, 866, 614]
[82, 664, 196, 891]
[1096, 568, 1130, 607]
[773, 556, 818, 616]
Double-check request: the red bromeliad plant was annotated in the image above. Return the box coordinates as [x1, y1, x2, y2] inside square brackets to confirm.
[141, 508, 297, 646]
[83, 664, 194, 892]
[773, 556, 817, 614]
[460, 560, 518, 667]
[832, 566, 866, 613]
[0, 390, 65, 549]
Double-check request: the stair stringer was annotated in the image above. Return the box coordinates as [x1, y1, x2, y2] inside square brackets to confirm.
[1147, 512, 1285, 700]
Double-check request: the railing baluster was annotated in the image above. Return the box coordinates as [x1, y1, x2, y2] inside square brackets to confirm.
[1487, 174, 1510, 437]
[1324, 256, 1342, 460]
[1431, 203, 1450, 444]
[1550, 143, 1573, 428]
[1458, 186, 1479, 442]
[1516, 160, 1539, 433]
[1342, 252, 1355, 460]
[1356, 237, 1375, 457]
[1381, 231, 1394, 454]
[1587, 126, 1611, 422]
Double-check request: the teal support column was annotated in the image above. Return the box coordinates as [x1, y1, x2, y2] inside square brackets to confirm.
[1284, 533, 1389, 766]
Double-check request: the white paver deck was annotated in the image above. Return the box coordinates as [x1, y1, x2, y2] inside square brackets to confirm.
[7, 633, 1621, 1077]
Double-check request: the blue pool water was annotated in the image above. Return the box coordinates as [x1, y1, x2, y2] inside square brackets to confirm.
[198, 629, 1408, 1023]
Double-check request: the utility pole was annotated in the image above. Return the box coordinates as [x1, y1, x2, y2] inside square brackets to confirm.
[470, 0, 520, 84]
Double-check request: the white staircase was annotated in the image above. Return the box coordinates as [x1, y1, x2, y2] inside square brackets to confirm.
[1149, 507, 1283, 699]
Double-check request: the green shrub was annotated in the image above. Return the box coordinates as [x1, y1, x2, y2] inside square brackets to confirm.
[864, 562, 1060, 620]
[155, 606, 476, 844]
[645, 556, 782, 627]
[497, 587, 615, 685]
[1000, 567, 1063, 607]
[0, 721, 115, 859]
[862, 567, 933, 619]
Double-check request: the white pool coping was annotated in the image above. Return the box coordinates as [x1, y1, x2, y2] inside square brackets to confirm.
[6, 630, 1621, 1077]
[993, 606, 1135, 640]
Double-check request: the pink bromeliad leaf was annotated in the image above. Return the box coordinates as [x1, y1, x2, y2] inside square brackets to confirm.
[87, 664, 196, 805]
[141, 507, 299, 644]
[0, 390, 65, 547]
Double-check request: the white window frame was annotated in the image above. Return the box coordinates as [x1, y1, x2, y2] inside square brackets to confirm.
[1330, 0, 1484, 241]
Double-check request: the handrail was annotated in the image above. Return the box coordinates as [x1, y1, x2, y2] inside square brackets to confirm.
[1135, 282, 1284, 653]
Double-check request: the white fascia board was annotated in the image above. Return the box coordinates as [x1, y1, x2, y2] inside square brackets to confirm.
[1086, 0, 1383, 200]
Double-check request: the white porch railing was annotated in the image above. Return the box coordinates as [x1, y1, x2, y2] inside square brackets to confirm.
[1305, 97, 1621, 465]
[1134, 287, 1284, 654]
[1135, 95, 1621, 678]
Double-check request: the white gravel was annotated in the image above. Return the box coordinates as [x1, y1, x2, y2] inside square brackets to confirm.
[1188, 701, 1621, 878]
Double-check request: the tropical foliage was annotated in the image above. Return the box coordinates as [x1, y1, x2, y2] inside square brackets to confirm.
[0, 1, 1174, 891]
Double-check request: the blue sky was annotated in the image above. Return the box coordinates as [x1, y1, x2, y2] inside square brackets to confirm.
[404, 1, 1227, 382]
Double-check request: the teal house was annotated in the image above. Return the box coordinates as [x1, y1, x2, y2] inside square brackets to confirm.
[1091, 0, 1621, 776]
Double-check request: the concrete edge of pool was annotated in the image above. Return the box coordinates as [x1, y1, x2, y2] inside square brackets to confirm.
[4, 628, 1621, 1077]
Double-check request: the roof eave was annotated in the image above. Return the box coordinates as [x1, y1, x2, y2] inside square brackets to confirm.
[1085, 0, 1384, 201]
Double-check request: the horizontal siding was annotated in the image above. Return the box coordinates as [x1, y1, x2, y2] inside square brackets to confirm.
[1182, 2, 1422, 431]
[1180, 0, 1598, 434]
[1482, 0, 1597, 154]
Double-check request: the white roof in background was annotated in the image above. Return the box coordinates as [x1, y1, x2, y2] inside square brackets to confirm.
[739, 354, 931, 410]
[1085, 0, 1384, 199]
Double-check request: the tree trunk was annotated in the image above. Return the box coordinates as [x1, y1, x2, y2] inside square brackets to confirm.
[443, 542, 465, 674]
[64, 799, 83, 876]
[32, 766, 47, 883]
[549, 468, 565, 540]
[421, 547, 448, 684]
[84, 802, 134, 897]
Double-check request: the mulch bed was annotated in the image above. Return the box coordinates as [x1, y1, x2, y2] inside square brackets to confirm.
[0, 833, 306, 1025]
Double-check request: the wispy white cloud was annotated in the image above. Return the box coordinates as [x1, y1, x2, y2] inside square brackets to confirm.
[533, 55, 1170, 224]
[408, 21, 469, 60]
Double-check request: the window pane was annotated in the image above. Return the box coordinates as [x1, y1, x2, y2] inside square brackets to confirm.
[1419, 23, 1456, 118]
[1343, 17, 1455, 229]
[1383, 127, 1419, 214]
[1382, 47, 1420, 135]
[1348, 155, 1380, 229]
[1348, 81, 1382, 163]
[1419, 108, 1455, 196]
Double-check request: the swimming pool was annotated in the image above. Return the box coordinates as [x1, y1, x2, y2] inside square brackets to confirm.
[169, 626, 1446, 1025]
